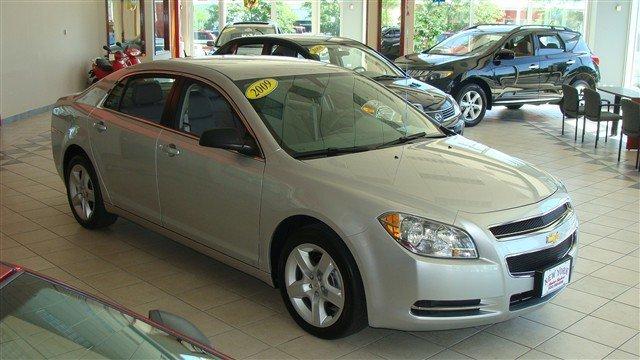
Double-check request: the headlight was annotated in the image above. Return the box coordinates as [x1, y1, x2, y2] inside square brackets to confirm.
[378, 213, 478, 259]
[421, 70, 453, 82]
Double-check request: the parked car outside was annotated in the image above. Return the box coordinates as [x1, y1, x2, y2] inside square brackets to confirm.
[380, 26, 401, 60]
[214, 35, 464, 134]
[395, 24, 601, 126]
[51, 57, 577, 339]
[194, 30, 216, 56]
[211, 21, 281, 52]
[0, 262, 229, 359]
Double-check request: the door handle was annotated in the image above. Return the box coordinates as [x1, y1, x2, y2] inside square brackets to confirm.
[566, 60, 576, 65]
[160, 143, 180, 157]
[529, 64, 540, 70]
[93, 121, 107, 132]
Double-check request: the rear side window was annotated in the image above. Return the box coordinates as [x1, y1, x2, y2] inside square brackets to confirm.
[103, 81, 127, 110]
[537, 34, 565, 54]
[118, 76, 176, 123]
[560, 31, 589, 53]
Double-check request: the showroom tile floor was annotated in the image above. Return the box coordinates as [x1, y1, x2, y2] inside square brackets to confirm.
[1, 105, 638, 359]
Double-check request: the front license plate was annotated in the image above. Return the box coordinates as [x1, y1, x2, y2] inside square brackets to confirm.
[535, 257, 572, 298]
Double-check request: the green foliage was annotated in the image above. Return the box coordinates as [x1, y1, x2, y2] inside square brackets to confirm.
[412, 0, 503, 51]
[194, 3, 219, 31]
[302, 0, 341, 36]
[224, 0, 299, 33]
[381, 0, 400, 27]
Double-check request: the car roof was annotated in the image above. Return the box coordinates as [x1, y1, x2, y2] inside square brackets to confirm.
[146, 55, 350, 81]
[226, 34, 359, 46]
[227, 22, 274, 28]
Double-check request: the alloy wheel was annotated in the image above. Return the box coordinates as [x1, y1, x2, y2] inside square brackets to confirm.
[459, 90, 483, 122]
[284, 243, 345, 328]
[68, 164, 95, 221]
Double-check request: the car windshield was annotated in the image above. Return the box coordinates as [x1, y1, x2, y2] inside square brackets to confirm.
[304, 43, 406, 79]
[236, 72, 444, 159]
[216, 25, 275, 46]
[428, 30, 506, 56]
[0, 272, 221, 359]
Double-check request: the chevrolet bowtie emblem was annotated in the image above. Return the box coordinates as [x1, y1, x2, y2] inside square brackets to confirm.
[546, 232, 560, 244]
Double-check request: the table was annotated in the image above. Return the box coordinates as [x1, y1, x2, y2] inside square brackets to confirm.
[598, 86, 640, 147]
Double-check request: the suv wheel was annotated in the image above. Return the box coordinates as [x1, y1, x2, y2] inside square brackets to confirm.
[277, 225, 367, 339]
[65, 155, 117, 229]
[457, 84, 487, 127]
[559, 78, 592, 115]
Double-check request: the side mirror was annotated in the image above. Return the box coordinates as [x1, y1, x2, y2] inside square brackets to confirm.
[206, 40, 216, 47]
[199, 128, 259, 157]
[148, 310, 210, 346]
[494, 49, 515, 61]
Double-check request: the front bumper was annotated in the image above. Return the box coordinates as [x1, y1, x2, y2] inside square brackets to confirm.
[347, 195, 578, 331]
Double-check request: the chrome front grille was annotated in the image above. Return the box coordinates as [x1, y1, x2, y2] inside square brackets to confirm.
[425, 102, 456, 123]
[505, 231, 575, 275]
[489, 203, 571, 239]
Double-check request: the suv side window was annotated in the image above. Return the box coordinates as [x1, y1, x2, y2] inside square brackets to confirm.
[503, 34, 534, 57]
[176, 80, 247, 138]
[118, 76, 176, 123]
[537, 34, 565, 55]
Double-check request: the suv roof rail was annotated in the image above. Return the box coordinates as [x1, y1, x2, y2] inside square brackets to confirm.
[466, 23, 573, 32]
[232, 21, 271, 25]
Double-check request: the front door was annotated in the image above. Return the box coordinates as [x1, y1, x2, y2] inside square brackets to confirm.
[493, 33, 540, 103]
[536, 32, 574, 103]
[90, 75, 177, 223]
[156, 78, 265, 264]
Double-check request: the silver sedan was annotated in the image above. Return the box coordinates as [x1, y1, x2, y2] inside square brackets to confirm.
[51, 56, 578, 339]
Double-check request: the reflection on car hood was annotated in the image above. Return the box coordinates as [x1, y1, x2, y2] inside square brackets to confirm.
[305, 136, 557, 214]
[376, 77, 448, 111]
[395, 52, 473, 68]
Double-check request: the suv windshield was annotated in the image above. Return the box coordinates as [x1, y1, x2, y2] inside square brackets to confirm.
[236, 73, 443, 158]
[305, 43, 406, 80]
[0, 272, 220, 359]
[216, 25, 275, 47]
[428, 30, 507, 56]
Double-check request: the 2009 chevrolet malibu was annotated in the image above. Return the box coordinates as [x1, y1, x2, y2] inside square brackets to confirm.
[52, 56, 578, 339]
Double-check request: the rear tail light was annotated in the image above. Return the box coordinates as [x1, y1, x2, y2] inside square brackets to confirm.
[591, 54, 600, 66]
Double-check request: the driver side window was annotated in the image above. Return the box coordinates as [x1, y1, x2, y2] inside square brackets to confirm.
[503, 34, 534, 58]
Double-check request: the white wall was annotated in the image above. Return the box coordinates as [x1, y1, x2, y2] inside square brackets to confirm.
[587, 0, 634, 86]
[1, 0, 106, 118]
[339, 0, 366, 42]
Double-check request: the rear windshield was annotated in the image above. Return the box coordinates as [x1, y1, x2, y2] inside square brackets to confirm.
[0, 272, 219, 359]
[216, 26, 276, 47]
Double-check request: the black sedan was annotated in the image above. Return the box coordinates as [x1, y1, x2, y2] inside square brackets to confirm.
[214, 35, 464, 134]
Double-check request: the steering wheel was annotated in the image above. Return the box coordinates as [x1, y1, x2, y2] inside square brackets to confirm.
[352, 66, 366, 73]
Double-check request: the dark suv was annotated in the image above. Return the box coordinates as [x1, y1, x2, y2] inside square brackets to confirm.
[395, 25, 601, 126]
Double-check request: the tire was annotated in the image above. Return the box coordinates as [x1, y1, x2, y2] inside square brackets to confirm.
[456, 84, 487, 127]
[506, 105, 523, 110]
[277, 224, 367, 339]
[65, 154, 117, 229]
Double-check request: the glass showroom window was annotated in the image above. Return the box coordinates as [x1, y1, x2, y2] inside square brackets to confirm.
[276, 0, 312, 34]
[411, 0, 588, 53]
[380, 0, 402, 59]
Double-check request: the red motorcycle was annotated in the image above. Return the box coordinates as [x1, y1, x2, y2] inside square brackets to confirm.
[88, 42, 142, 83]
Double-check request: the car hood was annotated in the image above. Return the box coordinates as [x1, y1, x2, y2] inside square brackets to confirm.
[395, 52, 474, 69]
[304, 136, 557, 214]
[376, 77, 448, 111]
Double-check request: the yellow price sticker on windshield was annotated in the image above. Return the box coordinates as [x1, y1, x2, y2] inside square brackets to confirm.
[245, 78, 278, 100]
[308, 45, 327, 55]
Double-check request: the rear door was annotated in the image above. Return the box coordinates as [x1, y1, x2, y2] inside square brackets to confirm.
[155, 77, 265, 264]
[492, 33, 540, 102]
[536, 32, 573, 103]
[90, 74, 177, 223]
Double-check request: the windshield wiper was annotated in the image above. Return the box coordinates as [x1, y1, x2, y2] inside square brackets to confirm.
[295, 146, 370, 159]
[375, 132, 445, 149]
[371, 74, 407, 80]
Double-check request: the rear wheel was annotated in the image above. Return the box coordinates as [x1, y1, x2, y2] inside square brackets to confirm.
[65, 155, 117, 229]
[277, 225, 367, 339]
[559, 78, 592, 115]
[456, 84, 487, 127]
[506, 105, 523, 110]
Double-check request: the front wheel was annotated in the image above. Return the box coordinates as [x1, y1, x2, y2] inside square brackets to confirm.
[456, 84, 487, 127]
[277, 225, 367, 339]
